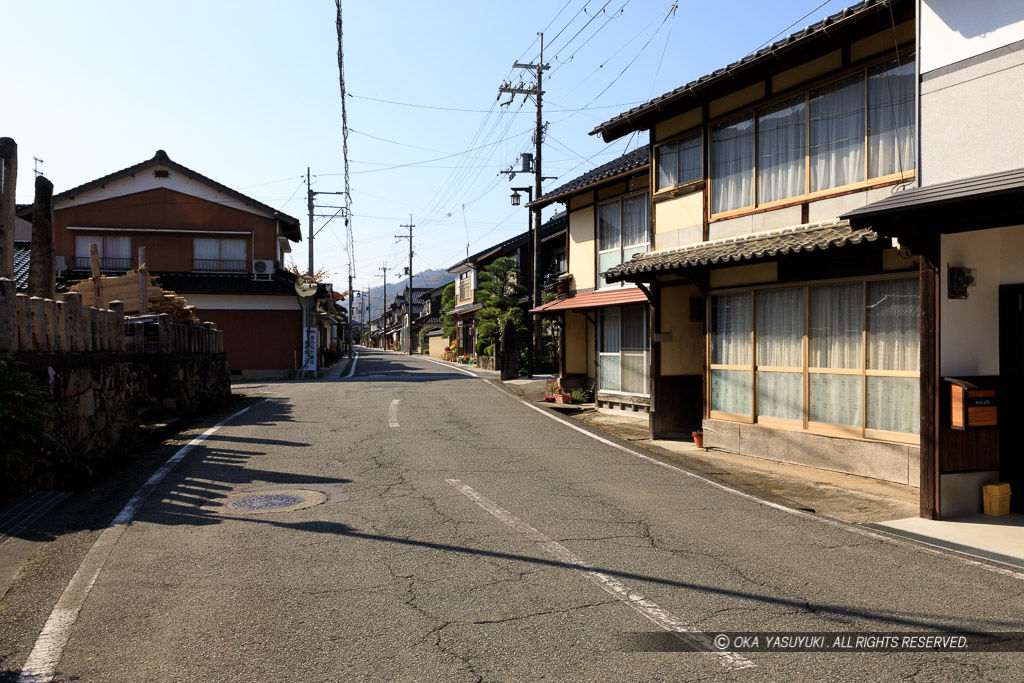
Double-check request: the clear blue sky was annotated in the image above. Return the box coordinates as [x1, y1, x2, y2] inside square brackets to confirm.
[4, 0, 849, 293]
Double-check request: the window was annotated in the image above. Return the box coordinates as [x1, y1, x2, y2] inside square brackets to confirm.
[599, 305, 648, 395]
[711, 54, 916, 215]
[709, 276, 920, 440]
[656, 132, 702, 192]
[457, 271, 473, 303]
[597, 194, 648, 289]
[193, 238, 246, 272]
[74, 235, 131, 270]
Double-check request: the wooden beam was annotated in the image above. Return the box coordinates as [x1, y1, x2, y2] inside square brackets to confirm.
[919, 244, 940, 519]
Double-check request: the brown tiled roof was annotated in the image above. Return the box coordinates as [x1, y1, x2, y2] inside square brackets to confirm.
[604, 220, 877, 281]
[13, 241, 31, 290]
[591, 0, 910, 142]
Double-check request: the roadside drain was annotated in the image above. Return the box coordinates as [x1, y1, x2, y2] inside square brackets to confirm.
[219, 489, 327, 514]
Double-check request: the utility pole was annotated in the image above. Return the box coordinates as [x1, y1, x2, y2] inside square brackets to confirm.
[500, 34, 551, 376]
[305, 167, 316, 377]
[379, 264, 388, 350]
[396, 215, 414, 354]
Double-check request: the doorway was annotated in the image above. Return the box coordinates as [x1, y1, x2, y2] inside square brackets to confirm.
[999, 284, 1024, 512]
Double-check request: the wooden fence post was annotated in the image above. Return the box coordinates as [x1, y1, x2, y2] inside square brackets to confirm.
[55, 300, 69, 352]
[158, 314, 171, 354]
[44, 299, 57, 351]
[134, 321, 145, 353]
[29, 296, 45, 351]
[64, 292, 85, 352]
[109, 301, 124, 352]
[0, 279, 15, 352]
[0, 138, 16, 280]
[28, 176, 56, 299]
[16, 294, 29, 351]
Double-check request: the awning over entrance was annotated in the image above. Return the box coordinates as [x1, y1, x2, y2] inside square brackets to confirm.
[842, 167, 1024, 235]
[604, 219, 877, 283]
[530, 287, 648, 313]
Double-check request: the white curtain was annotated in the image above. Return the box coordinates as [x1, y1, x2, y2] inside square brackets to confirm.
[755, 288, 803, 420]
[810, 74, 866, 192]
[221, 239, 246, 260]
[867, 376, 919, 434]
[868, 56, 916, 178]
[194, 238, 220, 260]
[866, 278, 919, 372]
[712, 114, 754, 213]
[599, 308, 621, 392]
[712, 293, 752, 414]
[757, 97, 806, 204]
[597, 203, 621, 289]
[678, 133, 702, 184]
[809, 373, 863, 427]
[657, 144, 678, 190]
[809, 283, 863, 369]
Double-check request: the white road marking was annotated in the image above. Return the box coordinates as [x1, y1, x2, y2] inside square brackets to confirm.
[17, 403, 259, 683]
[446, 479, 755, 670]
[344, 352, 359, 378]
[418, 356, 1024, 581]
[388, 399, 400, 428]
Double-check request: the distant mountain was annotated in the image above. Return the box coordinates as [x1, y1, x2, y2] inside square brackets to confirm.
[350, 269, 453, 323]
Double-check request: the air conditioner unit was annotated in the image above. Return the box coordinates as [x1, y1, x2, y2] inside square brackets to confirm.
[252, 259, 274, 281]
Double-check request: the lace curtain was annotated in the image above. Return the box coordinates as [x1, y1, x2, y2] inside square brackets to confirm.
[756, 288, 803, 420]
[712, 114, 754, 214]
[712, 293, 752, 414]
[757, 97, 806, 205]
[868, 56, 916, 178]
[810, 74, 866, 192]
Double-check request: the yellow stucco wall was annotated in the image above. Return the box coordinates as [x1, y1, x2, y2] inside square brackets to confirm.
[563, 310, 594, 378]
[428, 335, 449, 359]
[569, 206, 596, 291]
[654, 192, 703, 235]
[660, 284, 704, 376]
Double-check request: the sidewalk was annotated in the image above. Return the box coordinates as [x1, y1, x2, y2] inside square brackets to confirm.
[499, 373, 1024, 570]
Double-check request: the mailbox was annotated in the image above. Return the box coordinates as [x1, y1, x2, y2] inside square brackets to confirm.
[945, 377, 997, 430]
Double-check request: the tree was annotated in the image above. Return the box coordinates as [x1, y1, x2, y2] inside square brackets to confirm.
[440, 282, 457, 340]
[475, 257, 527, 356]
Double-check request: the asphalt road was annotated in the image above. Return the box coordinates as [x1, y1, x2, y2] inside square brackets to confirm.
[3, 347, 1024, 681]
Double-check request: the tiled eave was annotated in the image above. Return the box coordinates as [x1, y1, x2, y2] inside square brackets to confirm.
[604, 219, 877, 282]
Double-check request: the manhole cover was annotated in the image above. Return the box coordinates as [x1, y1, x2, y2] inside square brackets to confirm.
[228, 494, 304, 511]
[217, 489, 327, 514]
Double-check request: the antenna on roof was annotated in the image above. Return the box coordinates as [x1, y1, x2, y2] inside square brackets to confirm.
[33, 157, 45, 177]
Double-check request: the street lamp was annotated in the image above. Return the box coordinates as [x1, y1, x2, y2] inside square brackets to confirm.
[510, 190, 522, 206]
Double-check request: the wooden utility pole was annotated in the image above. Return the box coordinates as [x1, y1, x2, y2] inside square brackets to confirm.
[379, 264, 388, 349]
[500, 35, 551, 376]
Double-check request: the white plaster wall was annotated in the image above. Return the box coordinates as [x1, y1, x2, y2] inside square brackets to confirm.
[921, 0, 1024, 72]
[939, 226, 1024, 375]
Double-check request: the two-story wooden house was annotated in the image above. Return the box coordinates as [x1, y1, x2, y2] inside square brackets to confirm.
[41, 150, 304, 378]
[446, 213, 568, 360]
[574, 0, 922, 486]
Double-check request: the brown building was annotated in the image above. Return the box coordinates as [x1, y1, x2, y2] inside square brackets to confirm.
[39, 150, 304, 378]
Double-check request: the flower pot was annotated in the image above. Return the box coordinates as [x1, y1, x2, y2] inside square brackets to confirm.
[692, 431, 704, 448]
[554, 393, 573, 404]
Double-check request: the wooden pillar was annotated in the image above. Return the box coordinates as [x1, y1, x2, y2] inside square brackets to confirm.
[28, 176, 55, 299]
[56, 300, 69, 352]
[919, 245, 941, 520]
[0, 279, 15, 352]
[0, 138, 16, 279]
[64, 292, 85, 352]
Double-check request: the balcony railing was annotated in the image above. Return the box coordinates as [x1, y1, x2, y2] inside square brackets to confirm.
[74, 256, 132, 271]
[192, 258, 248, 273]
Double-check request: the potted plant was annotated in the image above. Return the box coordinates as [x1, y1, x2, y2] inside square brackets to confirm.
[543, 379, 572, 403]
[692, 430, 704, 448]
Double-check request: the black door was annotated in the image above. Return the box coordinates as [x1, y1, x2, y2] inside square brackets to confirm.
[999, 284, 1024, 512]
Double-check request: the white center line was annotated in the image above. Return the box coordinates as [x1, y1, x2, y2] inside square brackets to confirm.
[18, 403, 259, 683]
[388, 399, 400, 428]
[446, 478, 755, 671]
[344, 352, 359, 379]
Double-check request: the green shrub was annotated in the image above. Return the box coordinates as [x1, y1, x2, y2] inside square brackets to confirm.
[570, 384, 594, 404]
[0, 353, 51, 484]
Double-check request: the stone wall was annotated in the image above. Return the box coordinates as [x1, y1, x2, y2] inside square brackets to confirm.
[12, 350, 230, 491]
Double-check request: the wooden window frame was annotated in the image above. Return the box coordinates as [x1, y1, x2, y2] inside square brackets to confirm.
[596, 190, 649, 290]
[708, 274, 920, 445]
[707, 51, 917, 222]
[654, 130, 703, 196]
